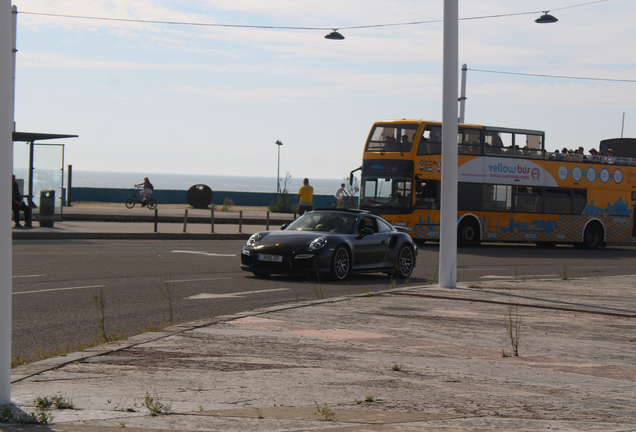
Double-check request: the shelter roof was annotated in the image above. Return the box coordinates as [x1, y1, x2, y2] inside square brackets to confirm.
[12, 132, 78, 142]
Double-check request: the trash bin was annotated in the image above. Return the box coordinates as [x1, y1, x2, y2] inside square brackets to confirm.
[187, 184, 213, 209]
[39, 190, 55, 227]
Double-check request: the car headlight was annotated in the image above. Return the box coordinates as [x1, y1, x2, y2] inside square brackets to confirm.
[246, 233, 262, 247]
[394, 221, 409, 227]
[309, 236, 327, 251]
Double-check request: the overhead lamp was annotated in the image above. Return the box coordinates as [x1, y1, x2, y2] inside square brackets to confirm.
[535, 11, 558, 23]
[324, 29, 345, 40]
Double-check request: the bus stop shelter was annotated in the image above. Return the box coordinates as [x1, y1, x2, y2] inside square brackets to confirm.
[12, 131, 78, 212]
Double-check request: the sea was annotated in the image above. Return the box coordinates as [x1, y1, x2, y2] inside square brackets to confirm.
[70, 170, 346, 196]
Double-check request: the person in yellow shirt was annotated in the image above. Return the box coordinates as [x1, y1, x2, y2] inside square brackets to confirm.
[295, 178, 314, 216]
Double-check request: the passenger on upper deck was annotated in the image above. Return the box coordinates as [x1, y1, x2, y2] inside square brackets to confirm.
[588, 148, 599, 162]
[604, 148, 615, 164]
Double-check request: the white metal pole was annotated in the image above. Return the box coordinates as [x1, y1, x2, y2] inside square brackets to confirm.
[1, 0, 15, 405]
[458, 63, 467, 124]
[439, 0, 458, 288]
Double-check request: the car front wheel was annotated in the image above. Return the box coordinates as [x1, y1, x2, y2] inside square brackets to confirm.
[330, 246, 350, 281]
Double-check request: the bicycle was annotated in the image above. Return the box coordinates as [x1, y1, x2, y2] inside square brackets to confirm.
[125, 187, 157, 210]
[327, 196, 355, 209]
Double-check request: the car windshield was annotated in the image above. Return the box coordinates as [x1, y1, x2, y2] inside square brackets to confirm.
[285, 212, 357, 234]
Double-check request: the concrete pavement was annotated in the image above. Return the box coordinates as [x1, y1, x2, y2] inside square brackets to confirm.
[5, 273, 636, 431]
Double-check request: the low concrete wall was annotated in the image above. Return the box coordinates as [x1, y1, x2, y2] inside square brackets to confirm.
[70, 187, 345, 208]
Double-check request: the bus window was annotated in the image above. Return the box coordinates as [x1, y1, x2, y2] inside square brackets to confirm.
[366, 124, 419, 153]
[417, 125, 442, 155]
[544, 188, 572, 214]
[479, 184, 512, 211]
[515, 187, 542, 213]
[517, 133, 544, 158]
[459, 128, 481, 155]
[485, 131, 513, 155]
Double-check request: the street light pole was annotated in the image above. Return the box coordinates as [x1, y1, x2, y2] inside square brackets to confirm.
[275, 140, 283, 193]
[439, 0, 459, 289]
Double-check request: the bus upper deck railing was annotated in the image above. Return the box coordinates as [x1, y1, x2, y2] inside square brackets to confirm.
[544, 152, 635, 165]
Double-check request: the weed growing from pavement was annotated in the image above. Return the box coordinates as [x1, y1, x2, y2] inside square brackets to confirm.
[137, 391, 172, 416]
[389, 277, 398, 289]
[158, 275, 176, 325]
[221, 197, 234, 212]
[503, 304, 522, 357]
[315, 402, 336, 421]
[11, 356, 27, 368]
[0, 405, 54, 425]
[562, 262, 569, 280]
[34, 396, 75, 410]
[423, 266, 438, 284]
[365, 395, 376, 402]
[92, 288, 108, 341]
[390, 362, 403, 371]
[307, 270, 326, 299]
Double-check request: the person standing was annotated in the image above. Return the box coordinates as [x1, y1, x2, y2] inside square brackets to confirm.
[12, 175, 32, 228]
[295, 178, 314, 216]
[334, 183, 350, 208]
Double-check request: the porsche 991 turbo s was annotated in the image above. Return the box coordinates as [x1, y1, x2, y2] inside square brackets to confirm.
[240, 209, 417, 280]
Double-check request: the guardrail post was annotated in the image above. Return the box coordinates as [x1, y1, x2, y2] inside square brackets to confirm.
[266, 211, 270, 230]
[154, 208, 158, 232]
[210, 208, 215, 233]
[183, 209, 188, 233]
[239, 210, 243, 233]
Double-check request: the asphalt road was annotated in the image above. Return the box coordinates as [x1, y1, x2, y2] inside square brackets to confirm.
[11, 239, 636, 363]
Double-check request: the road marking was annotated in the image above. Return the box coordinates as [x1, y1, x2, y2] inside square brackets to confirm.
[480, 275, 557, 279]
[172, 250, 236, 257]
[165, 277, 232, 283]
[12, 274, 45, 278]
[186, 288, 289, 300]
[13, 285, 106, 295]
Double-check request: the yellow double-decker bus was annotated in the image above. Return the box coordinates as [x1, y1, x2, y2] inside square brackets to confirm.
[359, 120, 636, 249]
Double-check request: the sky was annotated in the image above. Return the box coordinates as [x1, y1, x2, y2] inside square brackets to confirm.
[10, 0, 636, 182]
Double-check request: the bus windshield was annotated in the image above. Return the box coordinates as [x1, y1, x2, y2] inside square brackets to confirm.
[365, 123, 420, 153]
[360, 160, 413, 211]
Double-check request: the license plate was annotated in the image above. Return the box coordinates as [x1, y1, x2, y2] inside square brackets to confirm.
[257, 254, 282, 262]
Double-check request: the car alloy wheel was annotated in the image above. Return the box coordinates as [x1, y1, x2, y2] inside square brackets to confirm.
[331, 246, 350, 281]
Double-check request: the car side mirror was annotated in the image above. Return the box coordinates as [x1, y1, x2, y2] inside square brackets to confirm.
[280, 223, 289, 230]
[359, 227, 374, 237]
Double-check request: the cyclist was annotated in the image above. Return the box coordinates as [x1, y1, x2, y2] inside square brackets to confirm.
[334, 183, 350, 208]
[135, 177, 154, 206]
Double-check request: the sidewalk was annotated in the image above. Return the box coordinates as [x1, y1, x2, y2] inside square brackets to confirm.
[12, 205, 294, 240]
[6, 275, 636, 431]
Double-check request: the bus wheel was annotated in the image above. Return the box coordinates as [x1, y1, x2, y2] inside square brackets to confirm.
[582, 223, 603, 250]
[534, 241, 557, 248]
[457, 218, 480, 247]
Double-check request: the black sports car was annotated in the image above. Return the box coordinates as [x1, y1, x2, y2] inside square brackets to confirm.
[240, 209, 417, 280]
